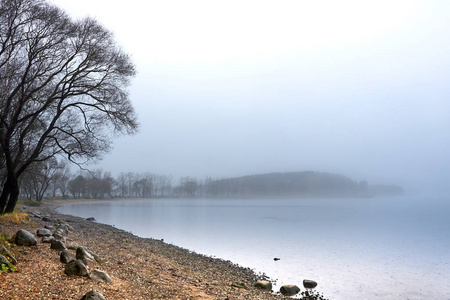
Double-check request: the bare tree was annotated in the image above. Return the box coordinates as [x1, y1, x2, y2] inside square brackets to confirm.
[180, 177, 198, 198]
[52, 162, 71, 198]
[68, 174, 86, 199]
[20, 158, 62, 202]
[0, 0, 137, 214]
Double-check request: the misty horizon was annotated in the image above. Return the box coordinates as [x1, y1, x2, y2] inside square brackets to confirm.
[52, 0, 450, 195]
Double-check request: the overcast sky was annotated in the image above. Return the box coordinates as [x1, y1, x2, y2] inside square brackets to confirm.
[50, 0, 450, 193]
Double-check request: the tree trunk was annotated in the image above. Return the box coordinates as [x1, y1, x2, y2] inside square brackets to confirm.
[0, 172, 20, 214]
[4, 176, 19, 213]
[0, 178, 12, 214]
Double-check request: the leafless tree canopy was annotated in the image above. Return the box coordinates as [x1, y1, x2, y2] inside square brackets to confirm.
[0, 0, 138, 213]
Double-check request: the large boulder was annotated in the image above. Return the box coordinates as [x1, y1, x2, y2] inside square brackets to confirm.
[254, 280, 272, 291]
[80, 290, 106, 300]
[37, 228, 52, 237]
[76, 246, 94, 266]
[280, 284, 300, 296]
[65, 260, 89, 276]
[14, 229, 37, 246]
[89, 269, 112, 283]
[60, 249, 76, 264]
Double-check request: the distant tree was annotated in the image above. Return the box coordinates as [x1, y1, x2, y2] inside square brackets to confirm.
[0, 0, 137, 214]
[68, 175, 86, 199]
[52, 162, 71, 199]
[20, 158, 62, 202]
[116, 172, 128, 198]
[180, 177, 198, 198]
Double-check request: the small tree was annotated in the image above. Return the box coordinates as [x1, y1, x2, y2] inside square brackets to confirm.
[0, 0, 137, 214]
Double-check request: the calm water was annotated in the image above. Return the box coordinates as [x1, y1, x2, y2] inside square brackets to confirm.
[57, 195, 450, 299]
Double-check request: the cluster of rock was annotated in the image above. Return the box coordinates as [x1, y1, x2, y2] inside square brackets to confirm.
[254, 278, 318, 297]
[11, 212, 109, 300]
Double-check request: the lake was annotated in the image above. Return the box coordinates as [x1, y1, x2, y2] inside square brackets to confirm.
[56, 195, 450, 299]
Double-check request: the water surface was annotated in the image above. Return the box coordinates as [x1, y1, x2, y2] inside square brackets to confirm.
[57, 195, 450, 299]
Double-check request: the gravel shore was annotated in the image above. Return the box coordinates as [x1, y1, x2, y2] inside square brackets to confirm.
[0, 200, 287, 299]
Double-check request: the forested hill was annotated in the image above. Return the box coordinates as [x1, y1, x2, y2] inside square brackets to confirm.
[205, 171, 403, 198]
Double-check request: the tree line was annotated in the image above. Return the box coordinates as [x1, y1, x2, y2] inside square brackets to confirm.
[11, 159, 208, 200]
[11, 163, 404, 202]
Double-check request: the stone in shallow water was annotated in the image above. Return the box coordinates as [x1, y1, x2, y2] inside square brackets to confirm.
[303, 279, 318, 289]
[14, 229, 37, 246]
[280, 284, 300, 296]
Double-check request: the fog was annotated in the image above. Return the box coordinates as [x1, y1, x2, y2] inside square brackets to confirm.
[51, 0, 450, 194]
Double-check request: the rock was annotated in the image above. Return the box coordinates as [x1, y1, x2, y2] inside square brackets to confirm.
[80, 290, 106, 300]
[76, 246, 94, 266]
[50, 240, 66, 251]
[85, 217, 96, 221]
[60, 249, 76, 264]
[89, 269, 112, 283]
[53, 229, 65, 240]
[0, 246, 17, 265]
[14, 229, 37, 246]
[0, 254, 10, 264]
[67, 242, 79, 250]
[254, 280, 272, 291]
[303, 279, 318, 289]
[231, 282, 248, 289]
[42, 216, 54, 222]
[37, 228, 52, 237]
[42, 236, 55, 243]
[280, 284, 300, 296]
[56, 225, 69, 234]
[65, 260, 88, 276]
[44, 224, 54, 230]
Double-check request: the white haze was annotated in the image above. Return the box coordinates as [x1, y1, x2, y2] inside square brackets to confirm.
[50, 0, 450, 193]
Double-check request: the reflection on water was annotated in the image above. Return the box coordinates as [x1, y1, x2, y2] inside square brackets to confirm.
[57, 196, 450, 299]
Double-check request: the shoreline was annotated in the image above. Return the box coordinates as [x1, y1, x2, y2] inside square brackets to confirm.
[0, 199, 286, 299]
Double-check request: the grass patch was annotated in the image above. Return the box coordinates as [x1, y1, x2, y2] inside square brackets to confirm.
[0, 212, 30, 225]
[0, 232, 9, 245]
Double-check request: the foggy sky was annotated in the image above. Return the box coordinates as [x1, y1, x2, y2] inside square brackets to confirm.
[50, 0, 450, 193]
